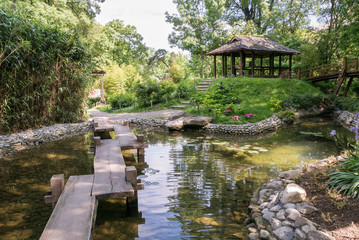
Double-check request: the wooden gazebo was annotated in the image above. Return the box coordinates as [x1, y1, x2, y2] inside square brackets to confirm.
[207, 35, 300, 78]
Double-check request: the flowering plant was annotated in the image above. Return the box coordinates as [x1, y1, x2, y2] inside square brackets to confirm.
[245, 113, 257, 118]
[223, 110, 232, 115]
[230, 115, 240, 121]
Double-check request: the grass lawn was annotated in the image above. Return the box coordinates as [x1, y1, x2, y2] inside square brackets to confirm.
[201, 76, 326, 124]
[95, 76, 326, 124]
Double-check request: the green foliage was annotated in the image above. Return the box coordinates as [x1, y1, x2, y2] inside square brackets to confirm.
[0, 9, 91, 133]
[329, 145, 359, 198]
[169, 60, 185, 83]
[282, 95, 325, 110]
[269, 97, 283, 110]
[133, 80, 175, 107]
[175, 79, 197, 99]
[108, 93, 135, 109]
[207, 77, 324, 122]
[275, 110, 297, 124]
[87, 97, 101, 107]
[333, 97, 359, 112]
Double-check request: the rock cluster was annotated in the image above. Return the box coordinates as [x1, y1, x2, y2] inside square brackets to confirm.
[246, 168, 335, 240]
[336, 110, 359, 130]
[125, 118, 167, 128]
[204, 115, 283, 135]
[0, 122, 92, 158]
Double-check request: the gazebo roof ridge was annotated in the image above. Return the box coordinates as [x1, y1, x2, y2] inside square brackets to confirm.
[207, 35, 301, 56]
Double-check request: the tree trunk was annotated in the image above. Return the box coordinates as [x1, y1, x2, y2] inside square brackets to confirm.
[201, 50, 205, 79]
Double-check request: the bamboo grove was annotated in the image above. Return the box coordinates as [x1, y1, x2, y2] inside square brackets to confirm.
[0, 9, 92, 133]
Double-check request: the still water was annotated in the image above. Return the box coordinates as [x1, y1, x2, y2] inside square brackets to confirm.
[0, 118, 353, 239]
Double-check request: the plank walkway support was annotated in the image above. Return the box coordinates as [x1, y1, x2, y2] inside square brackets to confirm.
[343, 77, 354, 96]
[44, 174, 64, 208]
[125, 166, 144, 208]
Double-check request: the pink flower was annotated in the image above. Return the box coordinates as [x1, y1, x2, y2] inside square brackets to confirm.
[140, 88, 142, 91]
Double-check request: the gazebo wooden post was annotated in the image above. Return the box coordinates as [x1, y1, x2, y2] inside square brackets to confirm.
[279, 55, 282, 76]
[240, 51, 244, 76]
[251, 52, 255, 78]
[231, 52, 236, 76]
[213, 55, 217, 78]
[100, 75, 105, 103]
[224, 55, 227, 77]
[221, 54, 225, 77]
[269, 55, 274, 77]
[260, 55, 263, 77]
[289, 54, 293, 78]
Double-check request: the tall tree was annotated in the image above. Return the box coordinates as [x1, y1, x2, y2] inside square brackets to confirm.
[166, 0, 228, 78]
[105, 19, 148, 66]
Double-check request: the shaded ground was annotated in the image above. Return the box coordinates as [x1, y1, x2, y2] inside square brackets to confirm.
[297, 161, 359, 240]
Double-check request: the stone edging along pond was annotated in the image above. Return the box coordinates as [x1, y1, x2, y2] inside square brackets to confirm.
[245, 158, 340, 240]
[0, 122, 93, 158]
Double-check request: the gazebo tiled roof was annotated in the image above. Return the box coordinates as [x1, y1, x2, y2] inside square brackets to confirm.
[207, 35, 300, 56]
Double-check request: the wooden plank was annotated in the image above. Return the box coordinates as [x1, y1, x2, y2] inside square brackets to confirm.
[114, 125, 148, 150]
[40, 175, 97, 240]
[92, 139, 134, 200]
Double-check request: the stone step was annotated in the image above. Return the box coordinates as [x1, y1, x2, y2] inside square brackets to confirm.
[171, 105, 187, 109]
[181, 101, 190, 105]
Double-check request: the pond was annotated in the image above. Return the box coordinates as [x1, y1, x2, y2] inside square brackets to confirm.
[0, 118, 354, 239]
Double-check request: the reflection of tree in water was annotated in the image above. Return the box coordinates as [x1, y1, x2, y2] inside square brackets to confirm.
[165, 140, 254, 239]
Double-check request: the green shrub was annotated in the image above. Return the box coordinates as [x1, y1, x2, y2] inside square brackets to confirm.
[87, 97, 101, 107]
[108, 93, 134, 109]
[275, 110, 297, 124]
[176, 79, 196, 99]
[282, 95, 324, 109]
[333, 97, 359, 112]
[133, 79, 175, 107]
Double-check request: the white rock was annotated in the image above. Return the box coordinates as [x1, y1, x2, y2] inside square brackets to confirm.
[260, 229, 270, 239]
[295, 228, 307, 240]
[308, 230, 336, 240]
[279, 169, 301, 180]
[302, 224, 316, 234]
[280, 184, 306, 204]
[270, 204, 282, 212]
[273, 226, 294, 240]
[276, 209, 286, 220]
[269, 217, 282, 229]
[286, 208, 301, 221]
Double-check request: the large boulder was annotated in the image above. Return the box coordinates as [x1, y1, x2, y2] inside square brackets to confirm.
[279, 169, 301, 180]
[165, 118, 185, 130]
[183, 116, 213, 128]
[280, 184, 306, 204]
[166, 111, 189, 121]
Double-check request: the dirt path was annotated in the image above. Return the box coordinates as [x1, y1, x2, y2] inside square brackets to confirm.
[87, 108, 183, 122]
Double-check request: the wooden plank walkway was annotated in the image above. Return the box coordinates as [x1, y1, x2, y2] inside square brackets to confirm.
[92, 139, 134, 200]
[40, 175, 97, 240]
[41, 123, 146, 240]
[114, 125, 148, 150]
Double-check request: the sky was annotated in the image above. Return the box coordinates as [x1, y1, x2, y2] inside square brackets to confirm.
[95, 0, 179, 52]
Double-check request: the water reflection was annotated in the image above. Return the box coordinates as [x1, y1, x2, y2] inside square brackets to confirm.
[0, 134, 94, 239]
[94, 118, 349, 239]
[0, 118, 353, 239]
